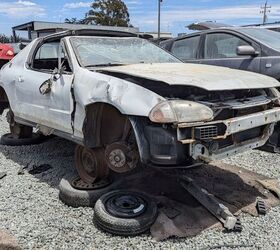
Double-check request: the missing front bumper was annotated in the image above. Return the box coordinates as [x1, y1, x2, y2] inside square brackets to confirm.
[178, 107, 280, 143]
[190, 124, 274, 161]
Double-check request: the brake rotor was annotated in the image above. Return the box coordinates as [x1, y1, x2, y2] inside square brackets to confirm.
[105, 142, 139, 173]
[71, 176, 111, 190]
[75, 145, 109, 184]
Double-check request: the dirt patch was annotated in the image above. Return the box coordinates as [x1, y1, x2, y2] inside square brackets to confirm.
[0, 230, 21, 250]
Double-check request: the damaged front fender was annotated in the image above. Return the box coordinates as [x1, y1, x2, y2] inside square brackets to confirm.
[74, 68, 165, 117]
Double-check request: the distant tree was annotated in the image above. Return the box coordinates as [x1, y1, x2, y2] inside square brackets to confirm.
[65, 18, 87, 24]
[0, 34, 9, 43]
[0, 34, 22, 43]
[65, 18, 79, 24]
[84, 0, 130, 27]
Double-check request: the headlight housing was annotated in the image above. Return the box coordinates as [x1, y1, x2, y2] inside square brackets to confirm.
[149, 100, 214, 124]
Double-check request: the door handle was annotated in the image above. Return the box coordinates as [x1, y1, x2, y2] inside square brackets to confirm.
[18, 76, 24, 83]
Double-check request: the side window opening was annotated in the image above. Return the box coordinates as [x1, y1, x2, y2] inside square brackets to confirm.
[33, 41, 71, 72]
[171, 36, 200, 60]
[205, 33, 250, 59]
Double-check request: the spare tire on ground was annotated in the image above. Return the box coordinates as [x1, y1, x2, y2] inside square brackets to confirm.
[0, 133, 44, 146]
[59, 172, 119, 208]
[94, 190, 158, 236]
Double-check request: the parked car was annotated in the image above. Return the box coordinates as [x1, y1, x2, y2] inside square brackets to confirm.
[161, 26, 280, 151]
[1, 29, 280, 183]
[0, 43, 25, 68]
[161, 26, 280, 80]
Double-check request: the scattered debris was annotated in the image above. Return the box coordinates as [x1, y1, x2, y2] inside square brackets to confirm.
[17, 166, 27, 175]
[256, 199, 267, 215]
[28, 164, 52, 175]
[233, 218, 243, 233]
[179, 176, 238, 231]
[0, 172, 7, 180]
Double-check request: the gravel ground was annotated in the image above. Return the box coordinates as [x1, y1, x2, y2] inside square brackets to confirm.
[1, 113, 280, 250]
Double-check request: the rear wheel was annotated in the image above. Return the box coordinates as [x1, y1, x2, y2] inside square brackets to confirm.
[7, 109, 33, 138]
[0, 110, 44, 146]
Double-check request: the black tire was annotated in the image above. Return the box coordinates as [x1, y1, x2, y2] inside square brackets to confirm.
[94, 190, 158, 236]
[0, 133, 44, 146]
[59, 173, 120, 208]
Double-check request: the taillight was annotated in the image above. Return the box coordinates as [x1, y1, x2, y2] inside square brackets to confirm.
[6, 50, 14, 56]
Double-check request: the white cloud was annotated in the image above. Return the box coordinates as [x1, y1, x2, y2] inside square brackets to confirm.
[17, 0, 36, 6]
[0, 1, 45, 18]
[125, 1, 141, 5]
[131, 4, 280, 31]
[63, 2, 91, 9]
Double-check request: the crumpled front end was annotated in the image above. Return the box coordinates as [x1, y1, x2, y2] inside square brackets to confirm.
[142, 88, 280, 165]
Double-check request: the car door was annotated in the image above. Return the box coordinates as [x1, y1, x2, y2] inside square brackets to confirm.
[170, 35, 201, 63]
[15, 40, 74, 134]
[201, 32, 260, 73]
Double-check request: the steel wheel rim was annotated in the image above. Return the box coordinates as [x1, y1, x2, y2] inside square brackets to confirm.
[75, 146, 108, 184]
[105, 192, 147, 218]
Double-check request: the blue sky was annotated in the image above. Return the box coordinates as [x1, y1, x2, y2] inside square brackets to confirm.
[1, 0, 280, 36]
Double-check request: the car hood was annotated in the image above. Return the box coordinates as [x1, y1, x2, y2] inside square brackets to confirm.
[98, 63, 280, 91]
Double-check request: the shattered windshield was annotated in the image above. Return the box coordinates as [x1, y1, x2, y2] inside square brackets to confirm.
[70, 37, 180, 67]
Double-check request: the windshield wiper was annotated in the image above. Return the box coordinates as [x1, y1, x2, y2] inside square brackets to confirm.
[85, 63, 127, 68]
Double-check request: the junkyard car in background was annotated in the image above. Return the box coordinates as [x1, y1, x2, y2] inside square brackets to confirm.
[0, 43, 25, 68]
[161, 27, 280, 80]
[1, 29, 280, 182]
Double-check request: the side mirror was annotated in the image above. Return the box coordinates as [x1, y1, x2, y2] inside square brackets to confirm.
[237, 45, 258, 56]
[39, 79, 52, 95]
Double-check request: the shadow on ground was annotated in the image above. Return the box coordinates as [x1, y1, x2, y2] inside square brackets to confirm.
[1, 136, 279, 240]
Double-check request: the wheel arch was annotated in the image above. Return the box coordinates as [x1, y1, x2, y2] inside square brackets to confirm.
[0, 86, 9, 115]
[82, 102, 150, 164]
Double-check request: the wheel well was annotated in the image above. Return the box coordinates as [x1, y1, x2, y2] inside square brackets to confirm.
[83, 103, 131, 148]
[0, 86, 9, 115]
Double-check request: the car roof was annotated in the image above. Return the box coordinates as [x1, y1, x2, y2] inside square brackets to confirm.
[187, 22, 233, 31]
[161, 26, 262, 44]
[42, 28, 139, 42]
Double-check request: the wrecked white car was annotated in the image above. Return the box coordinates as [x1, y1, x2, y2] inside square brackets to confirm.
[1, 29, 280, 183]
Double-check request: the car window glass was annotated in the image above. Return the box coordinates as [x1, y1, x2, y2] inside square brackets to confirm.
[205, 33, 249, 59]
[239, 28, 280, 51]
[70, 37, 180, 67]
[35, 42, 61, 60]
[171, 36, 200, 60]
[33, 42, 70, 72]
